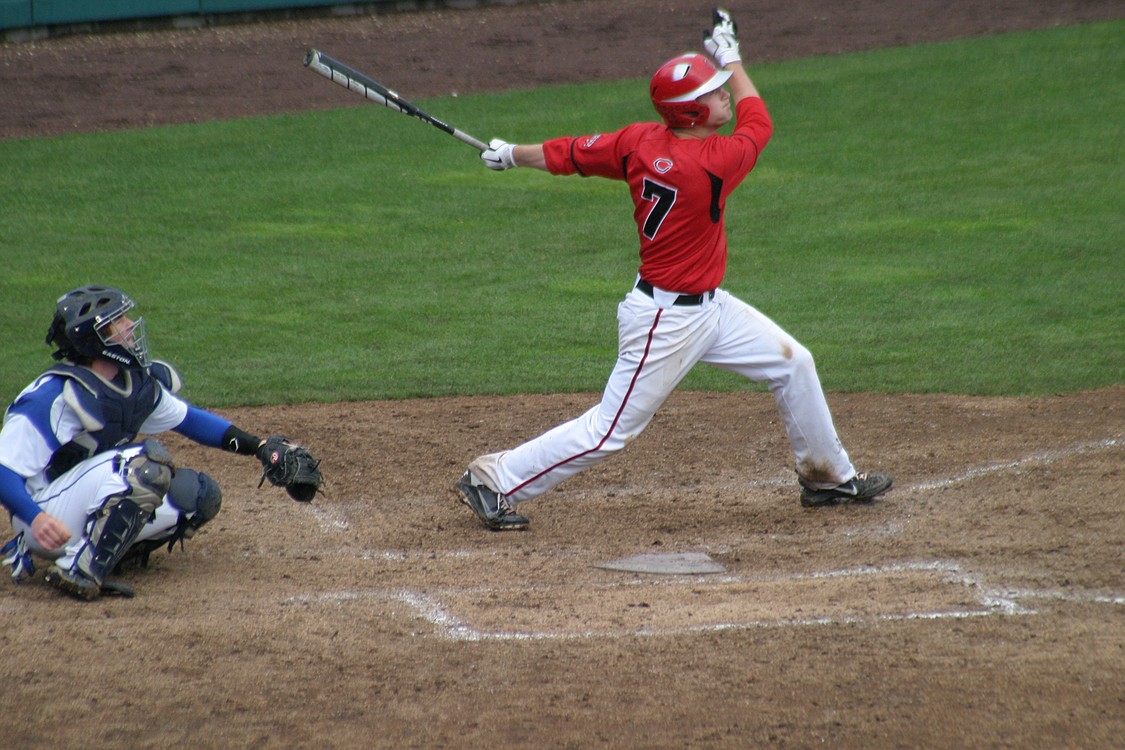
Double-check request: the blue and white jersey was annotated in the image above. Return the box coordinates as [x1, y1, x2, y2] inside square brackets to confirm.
[0, 366, 188, 509]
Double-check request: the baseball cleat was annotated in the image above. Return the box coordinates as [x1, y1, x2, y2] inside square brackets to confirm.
[44, 564, 102, 601]
[799, 472, 893, 508]
[456, 471, 529, 531]
[45, 564, 136, 600]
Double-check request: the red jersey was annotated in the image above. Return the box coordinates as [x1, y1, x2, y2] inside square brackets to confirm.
[542, 97, 772, 294]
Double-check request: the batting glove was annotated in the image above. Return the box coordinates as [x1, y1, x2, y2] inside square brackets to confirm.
[704, 7, 741, 67]
[481, 139, 517, 170]
[712, 6, 738, 37]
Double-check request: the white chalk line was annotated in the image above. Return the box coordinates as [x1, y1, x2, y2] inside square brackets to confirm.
[282, 560, 1123, 641]
[277, 437, 1125, 639]
[907, 437, 1121, 492]
[310, 505, 349, 532]
[616, 440, 1125, 499]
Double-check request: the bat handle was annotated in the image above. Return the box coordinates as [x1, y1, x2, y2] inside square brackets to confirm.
[455, 131, 489, 151]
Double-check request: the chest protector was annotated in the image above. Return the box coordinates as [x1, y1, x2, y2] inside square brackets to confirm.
[45, 363, 168, 480]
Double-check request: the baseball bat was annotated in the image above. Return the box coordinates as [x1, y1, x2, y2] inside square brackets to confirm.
[303, 49, 488, 151]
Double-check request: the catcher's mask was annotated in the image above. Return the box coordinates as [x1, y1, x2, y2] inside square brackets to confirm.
[46, 285, 150, 369]
[650, 53, 732, 129]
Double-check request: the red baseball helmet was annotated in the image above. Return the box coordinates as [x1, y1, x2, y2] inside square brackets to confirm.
[650, 53, 732, 128]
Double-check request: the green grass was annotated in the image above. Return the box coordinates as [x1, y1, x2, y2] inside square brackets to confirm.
[1, 21, 1121, 407]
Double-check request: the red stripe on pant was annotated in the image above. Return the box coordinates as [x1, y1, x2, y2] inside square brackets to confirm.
[509, 309, 664, 496]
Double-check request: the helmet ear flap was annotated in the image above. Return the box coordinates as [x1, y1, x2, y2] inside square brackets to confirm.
[655, 101, 710, 129]
[45, 313, 75, 361]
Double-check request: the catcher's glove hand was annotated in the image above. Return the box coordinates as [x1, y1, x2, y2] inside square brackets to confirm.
[256, 436, 323, 502]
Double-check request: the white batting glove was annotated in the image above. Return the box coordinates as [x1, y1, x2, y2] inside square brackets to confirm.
[704, 7, 741, 67]
[481, 138, 517, 170]
[712, 6, 738, 37]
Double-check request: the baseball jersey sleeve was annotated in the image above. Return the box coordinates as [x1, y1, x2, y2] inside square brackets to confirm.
[706, 96, 772, 189]
[0, 375, 72, 478]
[0, 464, 39, 525]
[542, 125, 649, 180]
[172, 405, 233, 448]
[0, 375, 74, 523]
[137, 384, 189, 435]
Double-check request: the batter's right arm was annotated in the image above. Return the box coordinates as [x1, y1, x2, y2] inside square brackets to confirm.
[726, 65, 760, 104]
[705, 7, 760, 104]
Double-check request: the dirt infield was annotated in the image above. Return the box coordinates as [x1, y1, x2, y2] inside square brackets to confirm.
[3, 0, 1125, 139]
[2, 2, 1124, 749]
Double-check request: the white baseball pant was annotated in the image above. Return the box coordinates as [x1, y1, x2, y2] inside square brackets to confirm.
[12, 445, 182, 567]
[469, 285, 856, 503]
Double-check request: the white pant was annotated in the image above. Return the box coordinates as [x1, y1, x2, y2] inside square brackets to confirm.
[470, 286, 855, 503]
[12, 446, 181, 567]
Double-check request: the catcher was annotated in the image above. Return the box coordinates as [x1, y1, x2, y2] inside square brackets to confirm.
[0, 285, 323, 601]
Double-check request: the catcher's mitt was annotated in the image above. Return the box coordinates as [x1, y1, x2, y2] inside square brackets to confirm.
[256, 436, 323, 502]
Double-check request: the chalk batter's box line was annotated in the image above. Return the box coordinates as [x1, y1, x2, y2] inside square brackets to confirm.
[299, 562, 1014, 641]
[278, 438, 1125, 638]
[907, 437, 1121, 492]
[404, 560, 1027, 641]
[283, 560, 1123, 642]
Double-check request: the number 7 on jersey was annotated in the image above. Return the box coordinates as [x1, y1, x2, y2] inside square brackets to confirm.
[641, 179, 677, 240]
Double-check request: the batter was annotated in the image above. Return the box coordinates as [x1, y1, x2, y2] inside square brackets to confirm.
[458, 9, 892, 529]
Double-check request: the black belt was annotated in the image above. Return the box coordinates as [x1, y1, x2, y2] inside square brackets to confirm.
[635, 279, 715, 306]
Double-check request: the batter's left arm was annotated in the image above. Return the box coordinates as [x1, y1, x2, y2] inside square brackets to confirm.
[510, 144, 547, 170]
[480, 140, 547, 171]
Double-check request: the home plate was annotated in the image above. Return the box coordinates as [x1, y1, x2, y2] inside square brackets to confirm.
[595, 552, 726, 575]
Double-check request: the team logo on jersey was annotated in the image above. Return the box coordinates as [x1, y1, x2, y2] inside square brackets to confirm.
[653, 158, 674, 174]
[583, 134, 602, 148]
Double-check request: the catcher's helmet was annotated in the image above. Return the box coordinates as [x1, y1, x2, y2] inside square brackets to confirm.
[45, 285, 150, 368]
[650, 53, 732, 129]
